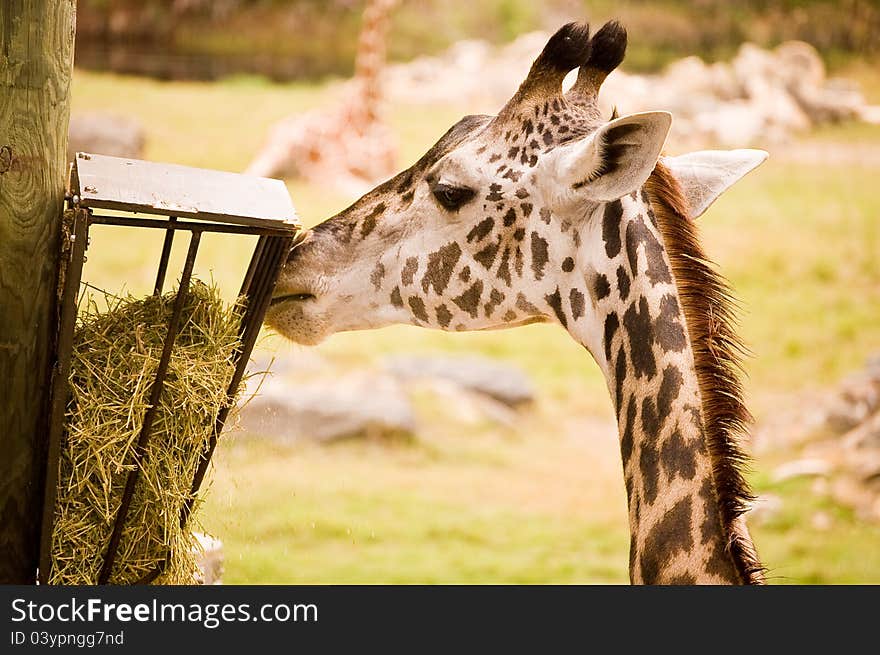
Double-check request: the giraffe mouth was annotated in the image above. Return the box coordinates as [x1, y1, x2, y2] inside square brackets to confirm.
[269, 292, 316, 307]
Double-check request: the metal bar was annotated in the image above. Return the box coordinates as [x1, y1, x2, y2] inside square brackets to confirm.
[153, 216, 177, 295]
[180, 235, 294, 528]
[181, 237, 278, 520]
[239, 235, 268, 298]
[145, 235, 294, 583]
[37, 209, 90, 585]
[98, 231, 202, 585]
[136, 567, 164, 585]
[88, 213, 296, 237]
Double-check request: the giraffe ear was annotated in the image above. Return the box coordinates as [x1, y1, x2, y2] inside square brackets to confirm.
[551, 111, 672, 204]
[661, 149, 769, 218]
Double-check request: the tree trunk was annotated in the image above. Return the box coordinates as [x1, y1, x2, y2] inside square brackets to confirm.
[0, 0, 77, 583]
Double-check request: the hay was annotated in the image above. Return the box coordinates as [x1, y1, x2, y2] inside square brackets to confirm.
[50, 280, 243, 585]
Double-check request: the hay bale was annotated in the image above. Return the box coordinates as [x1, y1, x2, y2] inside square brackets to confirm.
[50, 280, 242, 585]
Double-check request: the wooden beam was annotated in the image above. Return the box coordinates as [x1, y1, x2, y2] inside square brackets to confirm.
[0, 0, 77, 583]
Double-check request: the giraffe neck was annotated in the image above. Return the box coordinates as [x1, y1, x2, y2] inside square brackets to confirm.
[353, 0, 396, 125]
[568, 190, 746, 584]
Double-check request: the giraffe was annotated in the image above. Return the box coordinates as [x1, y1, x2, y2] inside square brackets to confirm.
[266, 21, 769, 584]
[245, 0, 398, 194]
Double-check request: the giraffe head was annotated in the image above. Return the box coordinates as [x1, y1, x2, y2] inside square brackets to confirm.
[267, 21, 764, 351]
[268, 20, 770, 583]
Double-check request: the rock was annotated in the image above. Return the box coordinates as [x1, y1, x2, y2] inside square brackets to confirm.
[67, 113, 146, 162]
[772, 457, 832, 482]
[413, 377, 520, 429]
[693, 101, 768, 147]
[238, 371, 416, 443]
[774, 41, 826, 91]
[831, 476, 880, 522]
[824, 404, 866, 434]
[759, 355, 880, 524]
[386, 34, 879, 148]
[811, 477, 830, 496]
[799, 81, 866, 124]
[193, 532, 223, 585]
[842, 410, 880, 452]
[810, 511, 832, 531]
[866, 353, 880, 379]
[824, 373, 880, 433]
[859, 105, 880, 125]
[384, 354, 535, 408]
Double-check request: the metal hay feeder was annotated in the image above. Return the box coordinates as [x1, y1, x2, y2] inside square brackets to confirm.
[38, 152, 300, 585]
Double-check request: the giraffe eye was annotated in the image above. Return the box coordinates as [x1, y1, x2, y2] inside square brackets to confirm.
[431, 183, 476, 211]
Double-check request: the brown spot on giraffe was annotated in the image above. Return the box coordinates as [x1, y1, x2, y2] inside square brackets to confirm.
[421, 242, 462, 294]
[370, 261, 385, 291]
[626, 217, 672, 285]
[569, 288, 585, 321]
[390, 286, 403, 308]
[484, 289, 505, 317]
[604, 312, 620, 363]
[620, 393, 636, 467]
[638, 432, 661, 504]
[453, 280, 483, 318]
[623, 296, 656, 378]
[467, 217, 494, 243]
[360, 202, 386, 238]
[655, 294, 687, 352]
[602, 199, 623, 258]
[530, 232, 549, 280]
[408, 296, 429, 322]
[595, 273, 611, 300]
[639, 496, 693, 584]
[657, 364, 683, 417]
[515, 292, 540, 315]
[474, 238, 501, 270]
[545, 287, 567, 328]
[616, 266, 630, 300]
[662, 428, 697, 481]
[436, 304, 452, 328]
[497, 248, 512, 286]
[401, 257, 419, 286]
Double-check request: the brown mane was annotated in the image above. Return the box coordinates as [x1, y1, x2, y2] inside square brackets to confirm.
[645, 162, 765, 584]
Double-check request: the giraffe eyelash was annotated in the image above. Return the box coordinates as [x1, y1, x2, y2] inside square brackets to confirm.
[431, 182, 476, 211]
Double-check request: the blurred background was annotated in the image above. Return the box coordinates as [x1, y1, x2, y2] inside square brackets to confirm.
[72, 0, 880, 583]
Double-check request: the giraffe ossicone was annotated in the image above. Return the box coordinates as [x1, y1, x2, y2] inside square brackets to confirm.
[267, 20, 767, 584]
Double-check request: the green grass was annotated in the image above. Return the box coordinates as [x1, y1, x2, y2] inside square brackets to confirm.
[204, 433, 631, 584]
[70, 68, 880, 584]
[750, 470, 880, 584]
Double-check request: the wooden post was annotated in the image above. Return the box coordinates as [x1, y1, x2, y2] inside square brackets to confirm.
[0, 1, 77, 583]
